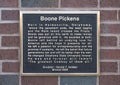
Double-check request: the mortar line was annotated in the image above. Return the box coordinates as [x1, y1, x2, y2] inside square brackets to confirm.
[100, 60, 120, 62]
[1, 7, 120, 10]
[58, 76, 60, 85]
[0, 47, 19, 49]
[0, 21, 19, 23]
[101, 72, 119, 74]
[19, 75, 22, 85]
[4, 7, 120, 10]
[17, 1, 21, 83]
[100, 8, 120, 10]
[98, 0, 100, 8]
[0, 61, 2, 73]
[19, 0, 21, 8]
[0, 34, 20, 36]
[100, 47, 120, 49]
[101, 73, 120, 75]
[0, 73, 19, 75]
[0, 60, 19, 62]
[100, 22, 120, 24]
[58, 0, 61, 8]
[0, 8, 19, 10]
[100, 47, 119, 49]
[101, 21, 120, 24]
[100, 34, 119, 36]
[101, 33, 120, 36]
[97, 76, 99, 85]
[18, 46, 21, 85]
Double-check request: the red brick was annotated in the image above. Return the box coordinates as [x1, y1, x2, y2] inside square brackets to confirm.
[101, 24, 120, 34]
[2, 36, 20, 47]
[100, 10, 117, 21]
[0, 49, 18, 60]
[2, 10, 19, 20]
[61, 0, 97, 7]
[0, 23, 19, 34]
[100, 62, 118, 72]
[100, 49, 120, 59]
[100, 75, 120, 85]
[22, 77, 58, 85]
[100, 0, 120, 7]
[2, 62, 19, 72]
[100, 36, 117, 47]
[0, 0, 18, 7]
[21, 0, 58, 7]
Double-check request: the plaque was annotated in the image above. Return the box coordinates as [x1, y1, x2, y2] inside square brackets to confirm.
[20, 11, 100, 76]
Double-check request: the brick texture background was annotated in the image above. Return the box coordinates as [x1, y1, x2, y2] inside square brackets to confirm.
[0, 0, 120, 85]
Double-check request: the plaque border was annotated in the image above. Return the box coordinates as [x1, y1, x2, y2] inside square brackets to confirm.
[20, 11, 100, 76]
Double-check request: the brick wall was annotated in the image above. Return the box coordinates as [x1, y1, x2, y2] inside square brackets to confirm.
[0, 0, 120, 85]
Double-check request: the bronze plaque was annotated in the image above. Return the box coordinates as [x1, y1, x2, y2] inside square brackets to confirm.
[20, 11, 100, 76]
